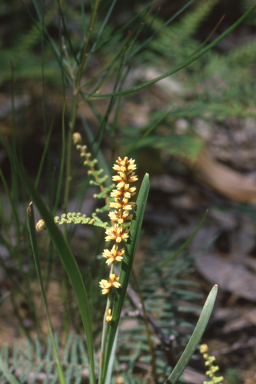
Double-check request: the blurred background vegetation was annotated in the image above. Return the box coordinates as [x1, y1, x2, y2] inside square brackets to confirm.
[1, 0, 256, 382]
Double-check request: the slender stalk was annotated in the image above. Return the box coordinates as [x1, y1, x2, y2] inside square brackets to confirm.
[98, 265, 113, 383]
[78, 145, 110, 206]
[132, 267, 158, 384]
[63, 0, 101, 214]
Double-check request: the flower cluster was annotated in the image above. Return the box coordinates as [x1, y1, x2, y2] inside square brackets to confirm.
[99, 157, 138, 322]
[200, 344, 223, 384]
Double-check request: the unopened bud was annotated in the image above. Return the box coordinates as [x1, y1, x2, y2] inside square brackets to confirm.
[105, 309, 112, 323]
[36, 219, 46, 232]
[200, 344, 208, 354]
[73, 132, 82, 144]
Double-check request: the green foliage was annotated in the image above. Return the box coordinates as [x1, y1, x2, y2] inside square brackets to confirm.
[0, 334, 91, 384]
[200, 344, 224, 384]
[119, 0, 256, 159]
[0, 1, 254, 383]
[117, 233, 203, 382]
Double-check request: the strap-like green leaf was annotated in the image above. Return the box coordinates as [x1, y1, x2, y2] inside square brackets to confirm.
[100, 173, 150, 383]
[8, 150, 96, 384]
[165, 284, 218, 384]
[86, 4, 256, 99]
[27, 202, 66, 384]
[159, 210, 208, 267]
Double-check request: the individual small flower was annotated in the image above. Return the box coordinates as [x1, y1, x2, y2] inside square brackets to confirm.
[112, 172, 138, 184]
[105, 309, 112, 323]
[113, 157, 137, 173]
[105, 224, 129, 243]
[200, 344, 208, 354]
[99, 274, 121, 294]
[102, 244, 125, 265]
[108, 210, 132, 224]
[109, 199, 134, 211]
[110, 185, 136, 199]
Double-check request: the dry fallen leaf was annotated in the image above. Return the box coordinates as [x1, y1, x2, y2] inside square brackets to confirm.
[192, 148, 256, 204]
[196, 254, 256, 301]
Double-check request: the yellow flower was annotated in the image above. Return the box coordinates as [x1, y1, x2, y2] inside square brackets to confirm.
[102, 244, 124, 265]
[110, 185, 136, 199]
[112, 172, 138, 183]
[200, 344, 208, 354]
[105, 225, 129, 243]
[113, 157, 137, 172]
[109, 199, 134, 211]
[72, 132, 82, 144]
[99, 274, 121, 294]
[108, 210, 132, 224]
[105, 309, 112, 323]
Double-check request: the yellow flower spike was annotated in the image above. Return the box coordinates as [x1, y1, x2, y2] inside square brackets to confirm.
[105, 309, 112, 323]
[100, 157, 137, 298]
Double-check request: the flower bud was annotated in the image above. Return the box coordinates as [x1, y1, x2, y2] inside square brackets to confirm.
[36, 219, 46, 232]
[72, 132, 82, 144]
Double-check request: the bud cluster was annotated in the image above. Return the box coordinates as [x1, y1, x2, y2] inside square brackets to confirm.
[200, 344, 224, 384]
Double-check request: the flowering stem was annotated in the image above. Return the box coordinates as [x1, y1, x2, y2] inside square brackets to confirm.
[99, 265, 114, 383]
[63, 0, 101, 214]
[78, 145, 110, 207]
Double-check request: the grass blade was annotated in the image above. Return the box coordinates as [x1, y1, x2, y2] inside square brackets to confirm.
[159, 210, 208, 268]
[105, 328, 119, 384]
[8, 149, 96, 384]
[53, 99, 67, 212]
[101, 173, 150, 383]
[27, 202, 66, 384]
[165, 284, 218, 384]
[87, 4, 256, 99]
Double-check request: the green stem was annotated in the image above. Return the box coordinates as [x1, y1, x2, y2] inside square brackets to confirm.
[132, 267, 158, 384]
[99, 264, 114, 384]
[63, 0, 101, 214]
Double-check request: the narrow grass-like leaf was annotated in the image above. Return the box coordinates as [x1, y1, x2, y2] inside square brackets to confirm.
[53, 99, 66, 212]
[87, 4, 256, 99]
[165, 284, 218, 384]
[105, 328, 119, 384]
[0, 292, 10, 308]
[125, 108, 174, 156]
[101, 173, 150, 383]
[92, 1, 155, 53]
[0, 355, 20, 384]
[27, 202, 66, 384]
[159, 210, 208, 267]
[0, 169, 20, 238]
[130, 0, 195, 59]
[8, 150, 96, 384]
[35, 119, 53, 188]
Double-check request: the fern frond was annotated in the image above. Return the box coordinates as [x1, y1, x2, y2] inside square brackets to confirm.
[0, 334, 92, 384]
[115, 231, 202, 380]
